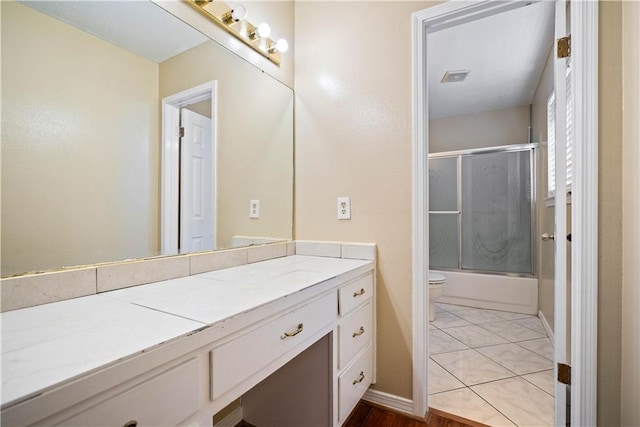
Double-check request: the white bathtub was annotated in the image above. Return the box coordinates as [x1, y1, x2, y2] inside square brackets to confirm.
[434, 270, 538, 315]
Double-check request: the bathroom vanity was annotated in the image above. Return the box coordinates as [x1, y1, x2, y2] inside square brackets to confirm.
[1, 254, 375, 426]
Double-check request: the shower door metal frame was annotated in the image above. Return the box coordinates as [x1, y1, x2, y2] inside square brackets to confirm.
[428, 143, 538, 278]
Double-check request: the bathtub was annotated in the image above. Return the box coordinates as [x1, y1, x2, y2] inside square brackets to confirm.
[433, 270, 538, 315]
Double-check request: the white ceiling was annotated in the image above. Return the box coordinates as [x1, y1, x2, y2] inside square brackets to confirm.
[20, 1, 209, 63]
[427, 1, 555, 119]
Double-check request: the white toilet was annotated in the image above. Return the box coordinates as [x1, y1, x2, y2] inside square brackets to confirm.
[428, 271, 446, 321]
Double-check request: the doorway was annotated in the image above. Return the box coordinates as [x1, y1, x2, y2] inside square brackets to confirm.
[411, 1, 598, 425]
[161, 81, 218, 255]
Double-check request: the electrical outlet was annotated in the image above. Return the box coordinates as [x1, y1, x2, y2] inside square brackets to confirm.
[337, 197, 351, 220]
[250, 200, 260, 218]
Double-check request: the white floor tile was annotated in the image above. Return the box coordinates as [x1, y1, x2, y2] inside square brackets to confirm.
[435, 302, 475, 312]
[429, 330, 469, 355]
[431, 311, 473, 329]
[444, 325, 509, 348]
[431, 349, 516, 386]
[429, 358, 465, 394]
[471, 377, 554, 427]
[476, 343, 553, 375]
[454, 308, 506, 324]
[490, 310, 534, 321]
[428, 305, 557, 427]
[481, 321, 546, 342]
[429, 388, 517, 427]
[522, 370, 554, 396]
[513, 317, 548, 336]
[517, 338, 554, 361]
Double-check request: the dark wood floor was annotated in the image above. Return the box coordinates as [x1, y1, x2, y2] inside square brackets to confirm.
[236, 400, 486, 427]
[343, 401, 487, 427]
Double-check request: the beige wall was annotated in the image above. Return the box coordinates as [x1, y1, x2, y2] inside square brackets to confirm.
[598, 2, 623, 425]
[429, 105, 530, 153]
[159, 40, 294, 249]
[295, 1, 440, 399]
[296, 1, 628, 417]
[621, 1, 640, 425]
[531, 46, 555, 330]
[1, 2, 160, 275]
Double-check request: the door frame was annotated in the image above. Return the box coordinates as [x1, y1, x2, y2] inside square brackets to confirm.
[161, 81, 218, 255]
[411, 1, 598, 424]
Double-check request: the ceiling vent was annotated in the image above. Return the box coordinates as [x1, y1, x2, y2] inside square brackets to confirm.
[441, 70, 470, 83]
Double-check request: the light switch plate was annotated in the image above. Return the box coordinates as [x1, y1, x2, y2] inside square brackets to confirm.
[250, 200, 260, 218]
[337, 197, 351, 220]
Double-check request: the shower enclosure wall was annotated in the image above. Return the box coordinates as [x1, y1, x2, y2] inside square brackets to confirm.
[429, 144, 539, 314]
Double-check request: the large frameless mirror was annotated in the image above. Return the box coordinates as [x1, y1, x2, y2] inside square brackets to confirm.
[1, 0, 294, 277]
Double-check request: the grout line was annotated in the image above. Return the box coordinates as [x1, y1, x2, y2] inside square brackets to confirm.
[467, 386, 520, 427]
[429, 303, 555, 427]
[520, 370, 555, 398]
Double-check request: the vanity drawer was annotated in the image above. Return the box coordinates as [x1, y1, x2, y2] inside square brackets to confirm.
[338, 344, 373, 423]
[210, 292, 336, 400]
[338, 272, 373, 316]
[338, 301, 373, 369]
[56, 359, 199, 427]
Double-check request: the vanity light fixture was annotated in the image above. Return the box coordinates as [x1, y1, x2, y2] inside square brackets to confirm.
[188, 0, 287, 66]
[221, 4, 247, 24]
[268, 38, 289, 54]
[249, 23, 271, 40]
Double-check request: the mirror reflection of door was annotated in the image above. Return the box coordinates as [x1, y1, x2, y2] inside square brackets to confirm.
[180, 106, 213, 253]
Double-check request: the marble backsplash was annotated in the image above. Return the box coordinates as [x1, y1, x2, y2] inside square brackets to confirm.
[1, 241, 375, 312]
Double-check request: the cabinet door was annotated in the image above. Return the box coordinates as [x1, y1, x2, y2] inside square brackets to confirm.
[338, 344, 373, 424]
[56, 359, 199, 427]
[338, 302, 373, 369]
[210, 292, 336, 400]
[338, 273, 373, 316]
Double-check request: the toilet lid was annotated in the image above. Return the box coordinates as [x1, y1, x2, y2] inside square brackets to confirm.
[429, 271, 446, 284]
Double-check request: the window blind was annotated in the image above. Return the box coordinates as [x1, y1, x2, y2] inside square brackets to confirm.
[547, 61, 573, 197]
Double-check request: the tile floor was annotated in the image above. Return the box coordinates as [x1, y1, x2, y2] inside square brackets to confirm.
[429, 303, 554, 427]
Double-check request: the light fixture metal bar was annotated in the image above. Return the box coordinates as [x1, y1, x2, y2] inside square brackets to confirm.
[187, 0, 282, 66]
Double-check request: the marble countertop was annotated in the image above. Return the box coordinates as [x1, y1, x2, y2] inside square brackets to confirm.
[1, 255, 372, 408]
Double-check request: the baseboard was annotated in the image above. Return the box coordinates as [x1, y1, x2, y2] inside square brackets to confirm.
[362, 388, 414, 416]
[213, 406, 243, 427]
[538, 310, 554, 342]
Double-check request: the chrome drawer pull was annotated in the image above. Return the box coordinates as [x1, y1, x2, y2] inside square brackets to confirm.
[352, 371, 365, 385]
[281, 323, 304, 339]
[123, 421, 138, 427]
[353, 288, 366, 297]
[352, 326, 365, 338]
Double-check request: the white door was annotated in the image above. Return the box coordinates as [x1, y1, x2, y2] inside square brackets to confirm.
[553, 0, 570, 424]
[180, 109, 213, 253]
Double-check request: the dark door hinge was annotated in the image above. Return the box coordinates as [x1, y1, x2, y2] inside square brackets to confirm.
[558, 363, 571, 385]
[558, 35, 571, 58]
[179, 127, 185, 138]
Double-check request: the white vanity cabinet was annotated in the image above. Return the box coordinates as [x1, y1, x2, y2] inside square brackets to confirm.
[336, 273, 375, 424]
[1, 255, 375, 427]
[209, 291, 337, 402]
[53, 359, 201, 427]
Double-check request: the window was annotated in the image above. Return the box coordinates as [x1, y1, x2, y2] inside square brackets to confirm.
[547, 61, 573, 197]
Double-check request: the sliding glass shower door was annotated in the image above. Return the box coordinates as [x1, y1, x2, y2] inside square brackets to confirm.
[429, 145, 535, 275]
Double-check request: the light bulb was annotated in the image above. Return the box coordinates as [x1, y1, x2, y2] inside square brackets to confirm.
[230, 4, 247, 22]
[274, 38, 288, 53]
[256, 23, 271, 38]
